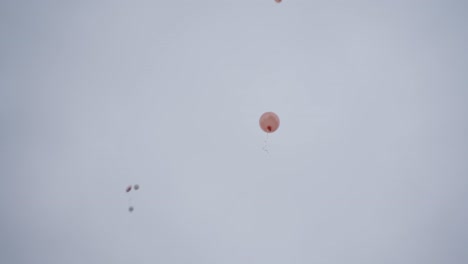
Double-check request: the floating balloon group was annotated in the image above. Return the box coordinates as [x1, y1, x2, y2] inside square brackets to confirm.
[123, 0, 283, 213]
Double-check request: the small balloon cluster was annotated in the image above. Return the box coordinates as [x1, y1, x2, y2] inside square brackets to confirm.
[125, 184, 140, 212]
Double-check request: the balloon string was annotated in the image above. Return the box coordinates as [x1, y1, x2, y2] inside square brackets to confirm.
[262, 133, 269, 154]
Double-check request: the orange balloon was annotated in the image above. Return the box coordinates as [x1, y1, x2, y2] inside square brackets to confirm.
[259, 112, 280, 133]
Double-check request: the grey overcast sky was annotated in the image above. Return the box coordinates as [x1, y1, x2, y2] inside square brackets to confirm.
[1, 0, 468, 263]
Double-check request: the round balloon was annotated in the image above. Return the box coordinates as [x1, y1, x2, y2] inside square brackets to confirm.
[259, 112, 280, 133]
[275, 0, 282, 3]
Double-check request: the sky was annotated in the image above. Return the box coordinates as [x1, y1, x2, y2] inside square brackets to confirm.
[1, 0, 468, 263]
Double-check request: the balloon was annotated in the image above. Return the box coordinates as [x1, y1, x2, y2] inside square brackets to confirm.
[134, 184, 139, 190]
[259, 112, 280, 133]
[275, 0, 282, 3]
[128, 206, 134, 212]
[126, 185, 132, 192]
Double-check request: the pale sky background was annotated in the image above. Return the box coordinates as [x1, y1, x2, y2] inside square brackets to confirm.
[1, 0, 468, 263]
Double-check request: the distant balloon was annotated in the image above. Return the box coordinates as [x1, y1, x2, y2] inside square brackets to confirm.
[275, 0, 282, 3]
[259, 112, 280, 133]
[126, 185, 132, 192]
[128, 206, 134, 212]
[134, 184, 139, 190]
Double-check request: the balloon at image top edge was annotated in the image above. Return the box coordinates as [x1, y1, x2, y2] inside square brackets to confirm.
[259, 112, 280, 133]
